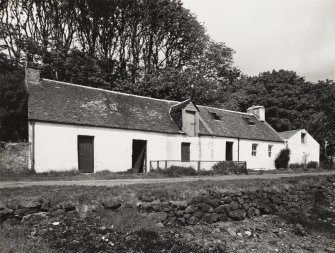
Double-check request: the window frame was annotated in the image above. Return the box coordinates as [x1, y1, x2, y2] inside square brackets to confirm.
[301, 133, 306, 144]
[251, 143, 258, 156]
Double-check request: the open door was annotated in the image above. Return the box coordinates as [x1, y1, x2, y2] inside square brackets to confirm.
[226, 142, 233, 161]
[132, 140, 147, 173]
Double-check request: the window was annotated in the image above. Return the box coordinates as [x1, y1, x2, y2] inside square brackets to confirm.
[301, 133, 306, 144]
[268, 145, 273, 157]
[109, 103, 118, 112]
[181, 142, 190, 162]
[252, 144, 258, 156]
[209, 112, 222, 121]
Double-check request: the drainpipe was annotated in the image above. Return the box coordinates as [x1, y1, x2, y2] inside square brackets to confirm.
[31, 122, 35, 172]
[237, 138, 240, 161]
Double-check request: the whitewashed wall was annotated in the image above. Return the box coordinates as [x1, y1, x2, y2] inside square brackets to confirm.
[239, 139, 284, 170]
[285, 130, 320, 164]
[29, 121, 285, 173]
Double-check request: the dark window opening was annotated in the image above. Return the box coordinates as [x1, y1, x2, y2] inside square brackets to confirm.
[252, 143, 258, 156]
[132, 140, 147, 173]
[301, 133, 306, 144]
[209, 112, 222, 121]
[268, 145, 273, 157]
[226, 142, 233, 161]
[181, 142, 190, 162]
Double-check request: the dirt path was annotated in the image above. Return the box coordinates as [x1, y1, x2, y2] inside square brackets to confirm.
[1, 171, 334, 189]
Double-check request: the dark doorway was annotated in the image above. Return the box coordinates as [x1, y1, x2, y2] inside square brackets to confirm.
[78, 135, 94, 173]
[132, 140, 147, 173]
[226, 142, 233, 161]
[181, 142, 191, 162]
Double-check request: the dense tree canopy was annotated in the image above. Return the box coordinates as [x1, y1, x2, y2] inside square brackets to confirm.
[0, 0, 334, 159]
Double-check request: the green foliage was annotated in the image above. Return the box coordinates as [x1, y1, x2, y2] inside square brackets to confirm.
[275, 149, 291, 169]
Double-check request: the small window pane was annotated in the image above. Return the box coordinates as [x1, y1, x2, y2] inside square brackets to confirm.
[268, 145, 273, 157]
[252, 144, 258, 156]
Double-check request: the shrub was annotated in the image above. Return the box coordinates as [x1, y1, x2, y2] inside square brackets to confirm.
[306, 161, 318, 169]
[161, 166, 197, 177]
[275, 149, 290, 169]
[289, 163, 304, 169]
[210, 161, 248, 175]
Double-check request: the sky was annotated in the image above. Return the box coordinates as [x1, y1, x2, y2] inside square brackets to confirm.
[182, 0, 335, 82]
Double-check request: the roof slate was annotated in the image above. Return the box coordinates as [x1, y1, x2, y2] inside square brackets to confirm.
[28, 79, 284, 142]
[278, 129, 302, 139]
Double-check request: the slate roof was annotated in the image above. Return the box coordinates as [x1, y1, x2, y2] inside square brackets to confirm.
[278, 129, 302, 139]
[28, 79, 284, 142]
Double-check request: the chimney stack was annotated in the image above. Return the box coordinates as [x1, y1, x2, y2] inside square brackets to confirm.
[25, 68, 41, 88]
[247, 105, 265, 122]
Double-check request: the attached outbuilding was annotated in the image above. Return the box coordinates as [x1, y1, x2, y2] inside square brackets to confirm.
[278, 129, 320, 165]
[27, 68, 295, 173]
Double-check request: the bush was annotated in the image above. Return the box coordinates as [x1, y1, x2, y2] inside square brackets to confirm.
[275, 149, 290, 169]
[161, 166, 197, 177]
[289, 163, 304, 169]
[210, 161, 248, 175]
[306, 161, 318, 169]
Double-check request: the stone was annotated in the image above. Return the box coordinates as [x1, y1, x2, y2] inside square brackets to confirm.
[244, 231, 252, 237]
[167, 211, 174, 217]
[185, 204, 198, 214]
[177, 217, 185, 224]
[0, 208, 13, 215]
[41, 201, 51, 211]
[228, 209, 246, 220]
[140, 195, 154, 202]
[166, 216, 176, 224]
[102, 199, 122, 210]
[174, 210, 184, 217]
[201, 213, 213, 224]
[226, 228, 237, 237]
[224, 204, 231, 212]
[210, 213, 219, 222]
[62, 202, 76, 211]
[152, 203, 161, 212]
[188, 216, 199, 225]
[215, 205, 226, 214]
[188, 195, 203, 205]
[156, 212, 168, 222]
[22, 212, 47, 224]
[325, 247, 335, 252]
[198, 203, 212, 212]
[229, 201, 239, 211]
[194, 211, 204, 218]
[169, 201, 187, 210]
[218, 213, 228, 221]
[19, 199, 42, 209]
[51, 209, 66, 217]
[203, 197, 221, 208]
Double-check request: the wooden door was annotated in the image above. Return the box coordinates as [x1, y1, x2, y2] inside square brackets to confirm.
[78, 136, 94, 173]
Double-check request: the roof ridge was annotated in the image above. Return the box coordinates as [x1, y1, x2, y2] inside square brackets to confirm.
[41, 78, 180, 104]
[197, 105, 251, 115]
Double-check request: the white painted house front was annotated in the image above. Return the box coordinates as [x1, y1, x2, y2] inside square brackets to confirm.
[279, 129, 320, 165]
[26, 68, 318, 173]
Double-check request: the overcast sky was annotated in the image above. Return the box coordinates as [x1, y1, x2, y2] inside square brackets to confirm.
[182, 0, 335, 82]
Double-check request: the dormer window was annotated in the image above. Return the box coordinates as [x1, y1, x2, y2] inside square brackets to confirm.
[301, 133, 306, 144]
[209, 112, 222, 121]
[244, 116, 255, 125]
[109, 103, 118, 112]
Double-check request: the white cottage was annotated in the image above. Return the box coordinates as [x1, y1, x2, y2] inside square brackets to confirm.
[27, 68, 290, 173]
[278, 129, 320, 165]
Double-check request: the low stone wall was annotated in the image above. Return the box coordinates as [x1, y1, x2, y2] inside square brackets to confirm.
[138, 177, 335, 226]
[0, 142, 29, 173]
[1, 176, 334, 226]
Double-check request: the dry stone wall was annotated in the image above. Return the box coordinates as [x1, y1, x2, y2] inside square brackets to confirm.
[1, 176, 334, 226]
[138, 177, 335, 226]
